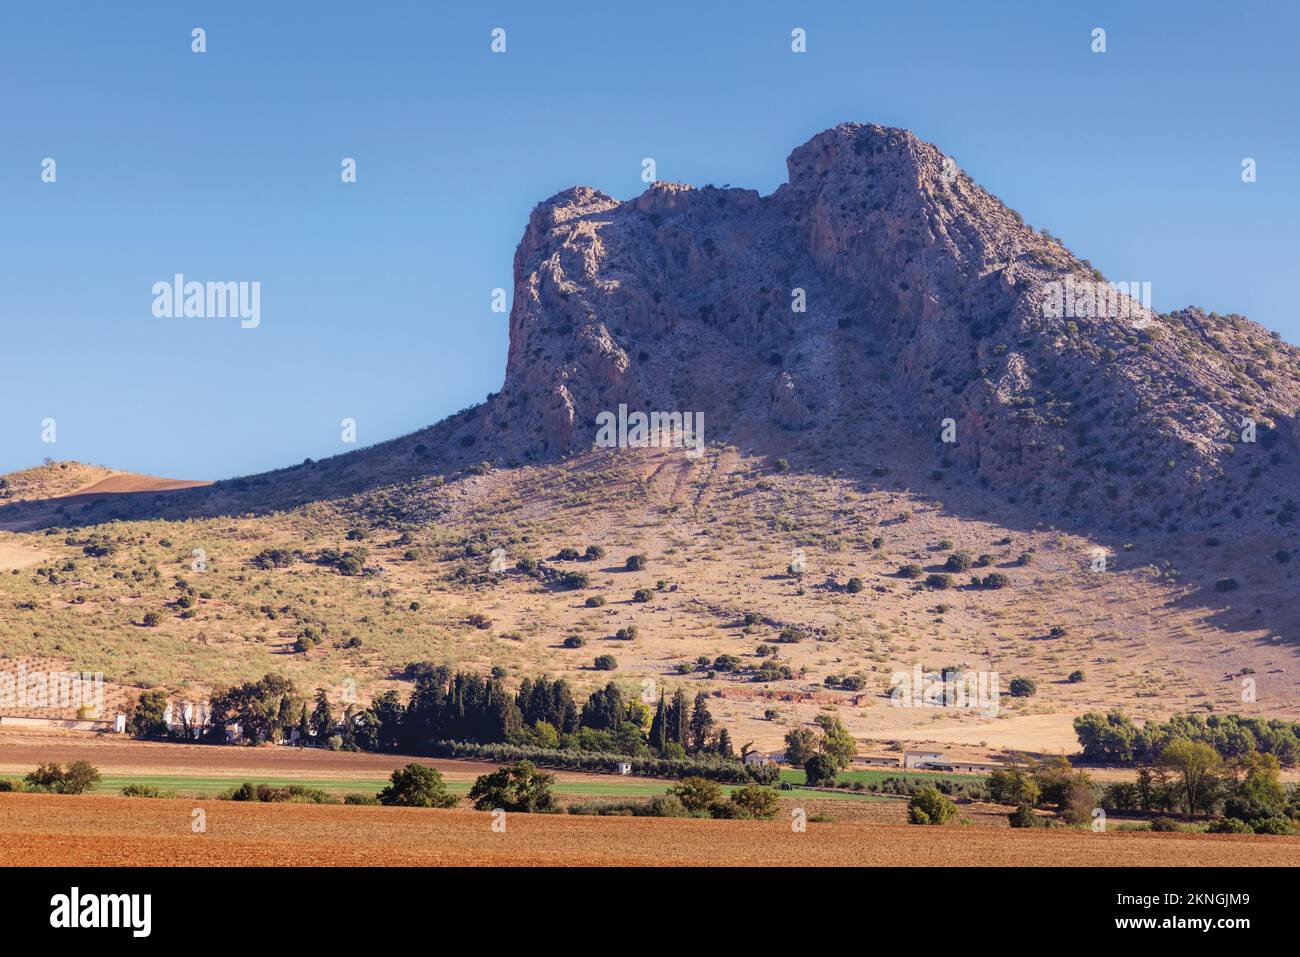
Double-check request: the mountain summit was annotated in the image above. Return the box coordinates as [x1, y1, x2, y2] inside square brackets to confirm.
[5, 124, 1297, 540]
[476, 123, 1299, 534]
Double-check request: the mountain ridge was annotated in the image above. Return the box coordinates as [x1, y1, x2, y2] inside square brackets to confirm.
[3, 122, 1298, 542]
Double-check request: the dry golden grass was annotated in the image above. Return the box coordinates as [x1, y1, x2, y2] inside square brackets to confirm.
[1, 444, 1297, 762]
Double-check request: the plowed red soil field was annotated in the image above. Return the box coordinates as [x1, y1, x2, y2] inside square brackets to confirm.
[0, 728, 500, 779]
[3, 793, 1297, 866]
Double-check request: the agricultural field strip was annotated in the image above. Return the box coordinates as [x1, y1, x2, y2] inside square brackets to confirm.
[0, 770, 899, 800]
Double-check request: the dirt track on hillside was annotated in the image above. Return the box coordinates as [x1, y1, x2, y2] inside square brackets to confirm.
[2, 793, 1296, 866]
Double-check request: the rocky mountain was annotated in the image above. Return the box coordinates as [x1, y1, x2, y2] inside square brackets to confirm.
[5, 123, 1298, 540]
[477, 123, 1300, 535]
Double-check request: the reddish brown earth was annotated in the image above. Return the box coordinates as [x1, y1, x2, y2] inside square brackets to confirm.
[66, 475, 211, 496]
[2, 793, 1296, 866]
[0, 729, 532, 781]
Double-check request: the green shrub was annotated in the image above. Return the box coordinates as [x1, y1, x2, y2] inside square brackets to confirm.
[1008, 803, 1046, 828]
[120, 784, 174, 798]
[625, 554, 648, 571]
[1252, 816, 1293, 835]
[908, 786, 957, 825]
[593, 654, 618, 671]
[1009, 677, 1037, 697]
[1208, 817, 1252, 834]
[944, 552, 972, 572]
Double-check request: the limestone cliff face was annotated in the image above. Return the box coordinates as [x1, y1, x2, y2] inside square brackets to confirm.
[481, 123, 1300, 533]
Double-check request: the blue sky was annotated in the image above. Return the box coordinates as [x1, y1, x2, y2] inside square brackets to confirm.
[2, 1, 1296, 479]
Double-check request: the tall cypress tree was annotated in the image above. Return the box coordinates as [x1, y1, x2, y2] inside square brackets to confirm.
[716, 727, 733, 759]
[650, 693, 668, 753]
[310, 688, 334, 741]
[689, 691, 714, 753]
[669, 688, 690, 750]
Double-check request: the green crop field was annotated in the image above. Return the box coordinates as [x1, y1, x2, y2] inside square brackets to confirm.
[1, 771, 895, 802]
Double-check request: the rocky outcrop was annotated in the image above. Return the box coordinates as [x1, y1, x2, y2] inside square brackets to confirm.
[479, 123, 1299, 533]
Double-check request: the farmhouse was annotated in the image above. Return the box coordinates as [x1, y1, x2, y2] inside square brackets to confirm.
[852, 755, 902, 768]
[903, 750, 948, 769]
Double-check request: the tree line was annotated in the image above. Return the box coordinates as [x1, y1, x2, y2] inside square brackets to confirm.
[1074, 711, 1300, 766]
[126, 663, 749, 766]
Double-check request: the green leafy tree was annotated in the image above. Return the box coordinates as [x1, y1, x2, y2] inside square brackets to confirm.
[1161, 738, 1224, 815]
[128, 689, 170, 739]
[729, 784, 780, 819]
[468, 760, 557, 813]
[24, 761, 100, 795]
[1073, 710, 1138, 763]
[377, 763, 459, 808]
[57, 762, 97, 794]
[803, 752, 838, 787]
[1225, 750, 1286, 823]
[988, 766, 1041, 807]
[669, 777, 724, 813]
[784, 727, 819, 768]
[814, 714, 856, 770]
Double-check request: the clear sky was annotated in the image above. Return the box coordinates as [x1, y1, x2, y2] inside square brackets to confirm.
[2, 1, 1296, 479]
